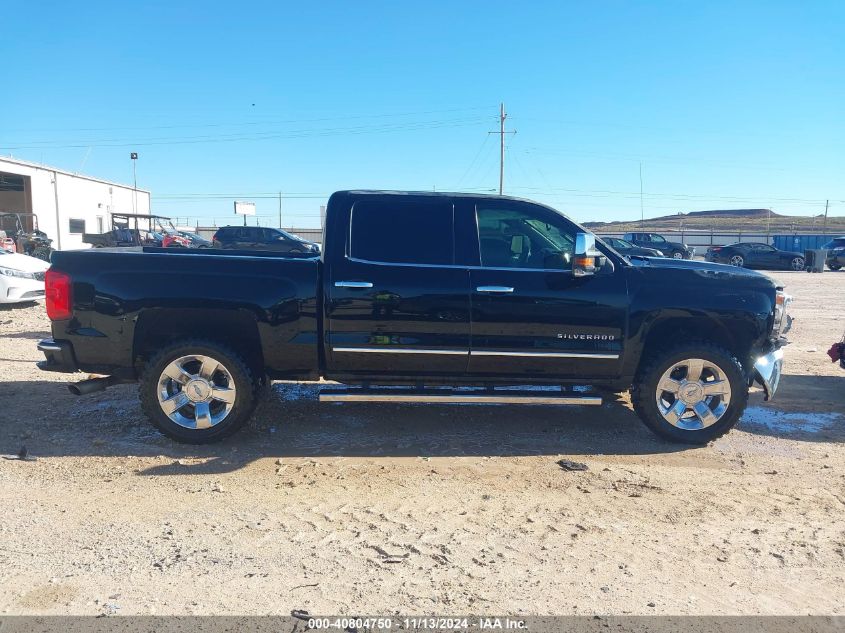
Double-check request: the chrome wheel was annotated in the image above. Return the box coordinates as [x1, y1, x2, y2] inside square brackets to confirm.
[654, 358, 732, 431]
[672, 251, 684, 259]
[729, 255, 744, 267]
[156, 355, 237, 429]
[790, 257, 804, 271]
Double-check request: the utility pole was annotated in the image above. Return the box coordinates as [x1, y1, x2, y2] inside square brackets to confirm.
[130, 152, 138, 213]
[823, 199, 829, 235]
[278, 192, 283, 228]
[639, 162, 644, 229]
[489, 103, 516, 195]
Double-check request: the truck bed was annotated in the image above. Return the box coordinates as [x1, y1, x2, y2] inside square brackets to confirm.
[45, 247, 321, 379]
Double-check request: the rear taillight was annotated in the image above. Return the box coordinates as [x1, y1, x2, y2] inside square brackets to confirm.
[45, 269, 72, 321]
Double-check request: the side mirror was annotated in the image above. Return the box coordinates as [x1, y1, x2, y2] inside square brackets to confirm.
[573, 233, 602, 277]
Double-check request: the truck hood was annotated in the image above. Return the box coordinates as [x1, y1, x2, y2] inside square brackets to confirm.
[628, 255, 774, 283]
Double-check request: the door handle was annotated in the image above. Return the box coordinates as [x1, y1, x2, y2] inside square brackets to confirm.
[476, 285, 514, 293]
[335, 281, 373, 288]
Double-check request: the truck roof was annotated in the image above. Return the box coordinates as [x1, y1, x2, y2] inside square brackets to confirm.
[335, 189, 560, 207]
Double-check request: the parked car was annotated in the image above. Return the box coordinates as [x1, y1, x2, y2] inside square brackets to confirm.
[821, 236, 845, 271]
[166, 230, 212, 248]
[212, 226, 320, 254]
[623, 232, 694, 259]
[161, 231, 192, 248]
[39, 190, 789, 446]
[601, 237, 663, 258]
[0, 249, 48, 303]
[705, 242, 805, 271]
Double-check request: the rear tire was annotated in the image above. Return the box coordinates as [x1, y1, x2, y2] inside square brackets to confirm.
[729, 254, 744, 267]
[631, 342, 748, 444]
[139, 339, 258, 443]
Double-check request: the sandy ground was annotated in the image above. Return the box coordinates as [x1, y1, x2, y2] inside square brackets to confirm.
[0, 270, 843, 616]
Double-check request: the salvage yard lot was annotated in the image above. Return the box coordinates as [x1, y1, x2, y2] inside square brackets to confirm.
[0, 271, 843, 615]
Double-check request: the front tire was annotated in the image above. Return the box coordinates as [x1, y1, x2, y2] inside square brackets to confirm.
[631, 343, 748, 444]
[790, 256, 804, 271]
[139, 339, 258, 443]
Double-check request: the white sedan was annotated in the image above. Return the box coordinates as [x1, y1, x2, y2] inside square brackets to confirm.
[0, 249, 49, 303]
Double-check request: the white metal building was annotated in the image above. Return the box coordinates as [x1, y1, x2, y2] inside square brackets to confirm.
[0, 156, 151, 251]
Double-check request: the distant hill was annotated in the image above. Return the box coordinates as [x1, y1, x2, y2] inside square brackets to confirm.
[682, 208, 782, 219]
[584, 208, 843, 234]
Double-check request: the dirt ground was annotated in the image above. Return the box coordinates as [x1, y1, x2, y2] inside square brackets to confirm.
[0, 270, 843, 616]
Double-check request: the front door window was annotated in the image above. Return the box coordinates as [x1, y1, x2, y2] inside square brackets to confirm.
[476, 207, 575, 270]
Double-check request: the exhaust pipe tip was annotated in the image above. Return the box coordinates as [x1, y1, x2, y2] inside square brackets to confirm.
[68, 376, 115, 396]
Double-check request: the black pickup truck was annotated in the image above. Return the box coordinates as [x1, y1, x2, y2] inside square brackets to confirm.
[38, 191, 790, 445]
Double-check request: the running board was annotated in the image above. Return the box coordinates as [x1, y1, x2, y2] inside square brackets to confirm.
[318, 387, 602, 406]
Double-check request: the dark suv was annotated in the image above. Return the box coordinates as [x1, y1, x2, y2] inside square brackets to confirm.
[212, 226, 320, 254]
[623, 232, 694, 259]
[822, 236, 845, 271]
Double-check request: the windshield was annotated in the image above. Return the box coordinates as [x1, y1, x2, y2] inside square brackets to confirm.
[278, 229, 305, 242]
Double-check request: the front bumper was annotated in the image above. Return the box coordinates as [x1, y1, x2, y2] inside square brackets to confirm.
[0, 276, 46, 303]
[37, 338, 79, 373]
[753, 347, 784, 401]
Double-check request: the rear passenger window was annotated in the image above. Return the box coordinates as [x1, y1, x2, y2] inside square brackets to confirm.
[350, 200, 453, 265]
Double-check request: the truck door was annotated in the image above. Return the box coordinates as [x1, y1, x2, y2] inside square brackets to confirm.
[325, 197, 471, 375]
[467, 201, 628, 379]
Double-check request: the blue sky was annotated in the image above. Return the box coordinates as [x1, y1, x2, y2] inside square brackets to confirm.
[2, 1, 843, 228]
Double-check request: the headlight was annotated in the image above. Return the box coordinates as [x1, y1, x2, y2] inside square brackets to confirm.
[0, 266, 37, 279]
[772, 290, 791, 337]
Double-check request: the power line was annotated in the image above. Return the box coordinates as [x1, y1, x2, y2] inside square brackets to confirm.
[3, 106, 495, 134]
[498, 185, 841, 205]
[0, 116, 491, 150]
[455, 133, 492, 188]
